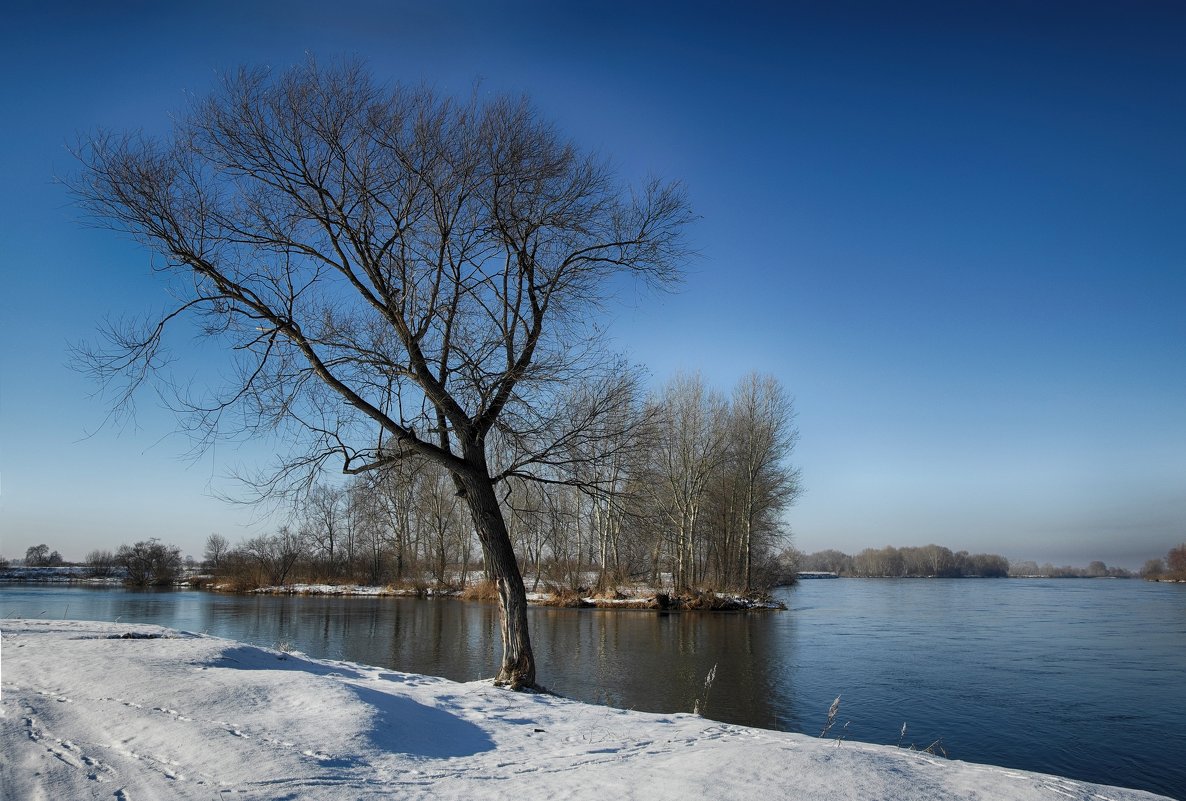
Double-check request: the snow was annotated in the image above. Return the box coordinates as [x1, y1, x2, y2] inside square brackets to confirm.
[248, 584, 783, 609]
[0, 566, 123, 585]
[250, 583, 452, 596]
[1, 620, 1170, 801]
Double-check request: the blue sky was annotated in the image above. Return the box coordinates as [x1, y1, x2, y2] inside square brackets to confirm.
[1, 1, 1183, 567]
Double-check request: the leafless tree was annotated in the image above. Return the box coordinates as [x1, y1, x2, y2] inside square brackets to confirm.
[346, 478, 388, 583]
[728, 373, 800, 590]
[647, 374, 730, 589]
[372, 455, 425, 582]
[25, 544, 51, 566]
[302, 484, 346, 575]
[85, 549, 120, 578]
[418, 467, 465, 585]
[72, 59, 691, 688]
[503, 477, 549, 591]
[1141, 558, 1165, 579]
[1166, 544, 1186, 579]
[116, 539, 183, 586]
[203, 533, 230, 572]
[241, 527, 305, 586]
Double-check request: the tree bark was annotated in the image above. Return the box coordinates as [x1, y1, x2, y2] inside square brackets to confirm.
[456, 447, 537, 690]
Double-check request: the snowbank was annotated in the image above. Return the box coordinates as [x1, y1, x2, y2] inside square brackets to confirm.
[0, 619, 1169, 800]
[0, 566, 123, 584]
[248, 583, 783, 609]
[250, 583, 456, 597]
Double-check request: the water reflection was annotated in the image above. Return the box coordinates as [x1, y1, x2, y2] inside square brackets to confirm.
[530, 608, 796, 731]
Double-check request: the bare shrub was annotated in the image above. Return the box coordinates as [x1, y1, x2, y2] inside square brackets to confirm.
[116, 539, 182, 586]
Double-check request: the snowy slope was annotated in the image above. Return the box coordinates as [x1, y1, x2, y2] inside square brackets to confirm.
[0, 620, 1169, 801]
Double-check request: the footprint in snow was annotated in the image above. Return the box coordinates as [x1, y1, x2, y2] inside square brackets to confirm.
[152, 706, 193, 721]
[36, 689, 73, 703]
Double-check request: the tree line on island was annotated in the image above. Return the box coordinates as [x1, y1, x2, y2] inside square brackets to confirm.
[198, 371, 800, 595]
[21, 371, 802, 596]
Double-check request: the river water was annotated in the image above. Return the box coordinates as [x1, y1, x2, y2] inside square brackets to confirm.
[2, 579, 1183, 799]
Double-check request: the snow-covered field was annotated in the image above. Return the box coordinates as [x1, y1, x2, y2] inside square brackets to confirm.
[0, 620, 1169, 801]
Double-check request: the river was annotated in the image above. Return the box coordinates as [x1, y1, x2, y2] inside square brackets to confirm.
[2, 578, 1183, 799]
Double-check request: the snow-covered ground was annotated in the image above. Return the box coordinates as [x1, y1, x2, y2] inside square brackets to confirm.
[0, 566, 123, 584]
[251, 583, 453, 596]
[249, 583, 783, 608]
[0, 620, 1169, 801]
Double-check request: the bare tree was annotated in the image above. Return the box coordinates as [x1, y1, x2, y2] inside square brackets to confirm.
[1166, 544, 1186, 580]
[728, 373, 800, 590]
[302, 484, 346, 576]
[116, 539, 183, 586]
[85, 549, 120, 578]
[346, 478, 388, 584]
[418, 467, 465, 585]
[203, 533, 230, 571]
[371, 454, 425, 582]
[1141, 558, 1165, 579]
[647, 374, 729, 589]
[25, 544, 53, 566]
[503, 477, 549, 591]
[241, 527, 305, 586]
[72, 59, 691, 688]
[561, 374, 652, 588]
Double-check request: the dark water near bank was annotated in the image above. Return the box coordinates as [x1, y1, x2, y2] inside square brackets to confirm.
[3, 579, 1184, 799]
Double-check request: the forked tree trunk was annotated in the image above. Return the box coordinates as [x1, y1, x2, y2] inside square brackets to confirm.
[456, 448, 537, 690]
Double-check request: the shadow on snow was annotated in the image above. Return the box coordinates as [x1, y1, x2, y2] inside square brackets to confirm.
[206, 644, 495, 759]
[348, 683, 495, 758]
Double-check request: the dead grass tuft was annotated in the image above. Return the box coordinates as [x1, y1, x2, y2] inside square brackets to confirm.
[459, 579, 499, 602]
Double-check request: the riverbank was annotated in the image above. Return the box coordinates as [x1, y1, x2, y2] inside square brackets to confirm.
[0, 619, 1170, 801]
[0, 569, 784, 610]
[243, 582, 785, 610]
[0, 565, 123, 584]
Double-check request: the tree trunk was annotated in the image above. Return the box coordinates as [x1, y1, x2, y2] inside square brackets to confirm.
[456, 447, 537, 690]
[743, 513, 753, 592]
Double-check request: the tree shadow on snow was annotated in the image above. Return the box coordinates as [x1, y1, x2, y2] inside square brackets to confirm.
[208, 645, 367, 679]
[348, 683, 495, 759]
[205, 645, 494, 759]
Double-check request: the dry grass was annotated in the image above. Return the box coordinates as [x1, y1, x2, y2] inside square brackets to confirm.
[458, 579, 499, 602]
[536, 586, 588, 607]
[589, 585, 628, 601]
[397, 577, 432, 597]
[680, 590, 721, 610]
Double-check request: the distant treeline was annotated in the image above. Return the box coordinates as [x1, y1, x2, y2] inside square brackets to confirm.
[799, 545, 1009, 578]
[1142, 544, 1186, 581]
[1008, 560, 1134, 579]
[798, 545, 1136, 579]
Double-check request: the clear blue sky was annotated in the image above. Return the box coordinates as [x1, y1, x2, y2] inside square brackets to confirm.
[1, 0, 1183, 567]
